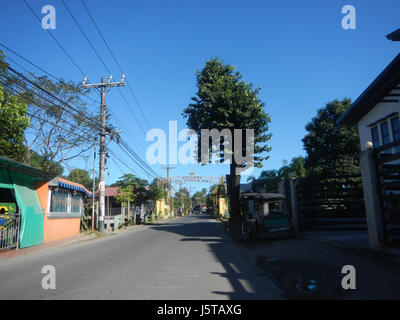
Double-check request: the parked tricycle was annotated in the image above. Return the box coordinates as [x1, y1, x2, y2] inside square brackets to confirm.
[240, 192, 295, 241]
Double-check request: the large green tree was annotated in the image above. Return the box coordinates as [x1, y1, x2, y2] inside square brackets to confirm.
[0, 52, 30, 162]
[302, 99, 360, 176]
[0, 85, 30, 162]
[183, 58, 272, 223]
[0, 50, 98, 172]
[66, 168, 92, 190]
[174, 187, 192, 215]
[248, 156, 307, 191]
[113, 174, 150, 206]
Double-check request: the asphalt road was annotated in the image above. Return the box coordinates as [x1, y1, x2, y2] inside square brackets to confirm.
[0, 215, 281, 300]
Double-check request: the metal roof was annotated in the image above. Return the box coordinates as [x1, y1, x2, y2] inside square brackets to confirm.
[0, 156, 56, 180]
[387, 28, 400, 41]
[338, 53, 400, 125]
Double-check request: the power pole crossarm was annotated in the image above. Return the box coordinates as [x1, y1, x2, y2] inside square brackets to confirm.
[83, 75, 125, 233]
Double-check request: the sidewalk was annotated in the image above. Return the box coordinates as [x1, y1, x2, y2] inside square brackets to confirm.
[0, 232, 96, 260]
[302, 229, 400, 258]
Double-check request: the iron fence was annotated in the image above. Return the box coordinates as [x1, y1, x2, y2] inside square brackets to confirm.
[374, 139, 400, 248]
[0, 210, 20, 251]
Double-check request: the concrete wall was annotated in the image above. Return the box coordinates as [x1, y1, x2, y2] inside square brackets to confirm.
[358, 100, 400, 151]
[35, 181, 81, 243]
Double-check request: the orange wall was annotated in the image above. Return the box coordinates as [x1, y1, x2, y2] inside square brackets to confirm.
[35, 181, 81, 243]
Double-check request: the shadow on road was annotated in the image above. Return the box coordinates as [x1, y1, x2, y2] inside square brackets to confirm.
[149, 215, 280, 299]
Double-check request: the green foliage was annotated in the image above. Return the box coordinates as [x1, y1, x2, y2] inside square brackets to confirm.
[183, 58, 272, 222]
[66, 168, 92, 190]
[182, 58, 272, 167]
[114, 174, 150, 207]
[302, 99, 360, 176]
[115, 185, 136, 206]
[149, 178, 167, 201]
[251, 156, 307, 191]
[28, 150, 64, 175]
[192, 190, 207, 205]
[173, 187, 192, 214]
[0, 85, 30, 162]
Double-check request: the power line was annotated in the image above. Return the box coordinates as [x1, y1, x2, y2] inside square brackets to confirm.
[6, 65, 101, 130]
[114, 141, 158, 180]
[60, 1, 148, 138]
[80, 0, 151, 130]
[119, 138, 160, 177]
[0, 42, 100, 104]
[111, 155, 126, 176]
[1, 43, 146, 155]
[60, 0, 111, 75]
[23, 0, 85, 77]
[0, 78, 96, 141]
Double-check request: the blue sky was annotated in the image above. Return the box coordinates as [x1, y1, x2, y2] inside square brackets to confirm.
[1, 0, 399, 194]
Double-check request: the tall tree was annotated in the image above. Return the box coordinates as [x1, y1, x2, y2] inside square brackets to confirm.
[21, 76, 98, 172]
[66, 168, 92, 190]
[249, 156, 307, 191]
[1, 52, 100, 171]
[0, 85, 30, 162]
[183, 58, 272, 223]
[0, 52, 30, 162]
[174, 187, 192, 215]
[302, 99, 360, 176]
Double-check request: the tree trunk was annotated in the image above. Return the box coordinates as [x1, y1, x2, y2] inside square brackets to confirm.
[228, 163, 241, 225]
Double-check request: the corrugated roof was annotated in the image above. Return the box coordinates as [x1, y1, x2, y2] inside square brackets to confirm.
[0, 156, 56, 180]
[338, 53, 400, 125]
[95, 186, 120, 197]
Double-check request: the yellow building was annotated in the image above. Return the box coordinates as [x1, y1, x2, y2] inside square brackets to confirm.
[155, 198, 172, 218]
[211, 177, 228, 219]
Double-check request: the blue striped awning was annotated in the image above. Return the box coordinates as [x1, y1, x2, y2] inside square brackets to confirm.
[57, 181, 92, 198]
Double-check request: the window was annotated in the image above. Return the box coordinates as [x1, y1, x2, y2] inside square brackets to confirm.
[391, 117, 400, 141]
[71, 193, 83, 213]
[50, 189, 69, 212]
[50, 189, 83, 214]
[381, 122, 390, 145]
[371, 126, 380, 147]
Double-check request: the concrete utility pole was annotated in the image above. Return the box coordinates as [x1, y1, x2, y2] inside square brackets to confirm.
[91, 138, 97, 231]
[83, 75, 125, 232]
[162, 165, 176, 213]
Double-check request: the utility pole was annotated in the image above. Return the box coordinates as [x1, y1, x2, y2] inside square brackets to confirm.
[162, 165, 175, 214]
[83, 75, 125, 232]
[91, 138, 97, 231]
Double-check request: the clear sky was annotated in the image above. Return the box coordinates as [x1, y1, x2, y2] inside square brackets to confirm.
[1, 0, 399, 194]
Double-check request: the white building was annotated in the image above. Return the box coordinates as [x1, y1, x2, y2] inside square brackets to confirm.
[339, 43, 400, 149]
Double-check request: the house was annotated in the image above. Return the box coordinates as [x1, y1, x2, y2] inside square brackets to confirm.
[0, 156, 91, 250]
[338, 41, 400, 149]
[94, 186, 153, 228]
[338, 29, 400, 250]
[37, 176, 92, 243]
[0, 156, 55, 249]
